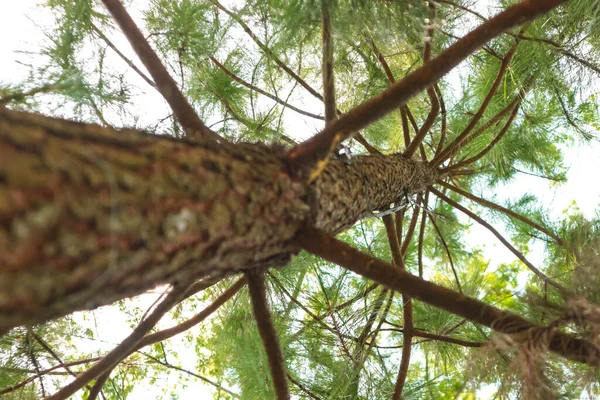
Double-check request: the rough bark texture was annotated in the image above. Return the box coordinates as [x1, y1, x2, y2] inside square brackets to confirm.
[0, 108, 435, 333]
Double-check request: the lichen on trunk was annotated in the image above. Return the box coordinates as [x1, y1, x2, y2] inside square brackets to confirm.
[0, 108, 437, 333]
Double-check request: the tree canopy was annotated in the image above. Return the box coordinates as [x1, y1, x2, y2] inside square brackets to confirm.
[1, 0, 600, 399]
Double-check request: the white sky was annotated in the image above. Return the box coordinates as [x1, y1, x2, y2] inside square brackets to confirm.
[1, 1, 600, 399]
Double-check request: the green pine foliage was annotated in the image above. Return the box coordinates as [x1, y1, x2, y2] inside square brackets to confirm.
[2, 0, 600, 398]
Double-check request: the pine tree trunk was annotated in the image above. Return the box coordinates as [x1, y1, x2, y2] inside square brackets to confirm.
[0, 108, 436, 333]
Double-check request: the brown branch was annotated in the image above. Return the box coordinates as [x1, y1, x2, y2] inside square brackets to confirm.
[433, 34, 522, 166]
[142, 353, 239, 397]
[213, 0, 322, 102]
[430, 187, 568, 293]
[321, 0, 336, 124]
[68, 278, 243, 399]
[208, 56, 324, 120]
[417, 192, 429, 278]
[25, 332, 46, 397]
[296, 225, 600, 366]
[438, 0, 600, 75]
[428, 212, 463, 293]
[439, 181, 563, 245]
[91, 23, 156, 89]
[213, 0, 377, 153]
[404, 1, 439, 159]
[372, 327, 482, 348]
[87, 372, 110, 400]
[434, 84, 448, 154]
[46, 284, 189, 399]
[401, 205, 421, 257]
[0, 358, 102, 396]
[245, 270, 290, 399]
[137, 278, 245, 346]
[287, 374, 323, 400]
[100, 0, 219, 141]
[384, 199, 415, 399]
[448, 99, 521, 171]
[287, 0, 566, 170]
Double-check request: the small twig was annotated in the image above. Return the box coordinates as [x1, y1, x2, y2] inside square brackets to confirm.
[209, 56, 324, 120]
[439, 181, 563, 245]
[45, 284, 188, 399]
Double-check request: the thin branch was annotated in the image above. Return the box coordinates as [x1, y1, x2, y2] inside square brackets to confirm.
[448, 99, 521, 170]
[245, 270, 290, 399]
[0, 358, 102, 396]
[0, 82, 68, 106]
[417, 192, 429, 278]
[45, 284, 188, 400]
[404, 1, 439, 158]
[91, 23, 156, 89]
[287, 0, 566, 170]
[367, 38, 412, 149]
[429, 213, 463, 293]
[554, 87, 595, 140]
[437, 0, 600, 75]
[208, 56, 324, 120]
[430, 187, 568, 293]
[213, 0, 321, 101]
[287, 374, 323, 400]
[434, 84, 448, 154]
[142, 353, 239, 397]
[439, 181, 563, 245]
[296, 225, 600, 367]
[371, 328, 482, 348]
[433, 34, 522, 166]
[213, 0, 377, 153]
[100, 0, 220, 141]
[321, 0, 336, 124]
[26, 332, 46, 397]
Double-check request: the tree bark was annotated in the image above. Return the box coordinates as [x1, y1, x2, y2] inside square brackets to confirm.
[0, 108, 436, 333]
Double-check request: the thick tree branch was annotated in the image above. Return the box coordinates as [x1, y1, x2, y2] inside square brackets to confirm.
[296, 225, 600, 366]
[321, 0, 336, 124]
[100, 0, 220, 141]
[245, 270, 290, 399]
[287, 0, 566, 170]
